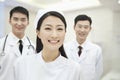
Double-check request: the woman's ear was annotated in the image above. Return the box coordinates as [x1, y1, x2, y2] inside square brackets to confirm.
[36, 30, 39, 34]
[36, 30, 40, 38]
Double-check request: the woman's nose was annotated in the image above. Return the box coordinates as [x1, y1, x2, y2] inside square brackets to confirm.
[51, 30, 58, 38]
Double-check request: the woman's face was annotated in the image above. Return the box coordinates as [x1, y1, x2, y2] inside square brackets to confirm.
[37, 16, 66, 51]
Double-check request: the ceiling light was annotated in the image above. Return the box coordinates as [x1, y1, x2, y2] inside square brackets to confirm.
[17, 0, 33, 3]
[15, 0, 101, 12]
[118, 0, 120, 4]
[47, 0, 101, 12]
[0, 0, 5, 2]
[62, 0, 70, 2]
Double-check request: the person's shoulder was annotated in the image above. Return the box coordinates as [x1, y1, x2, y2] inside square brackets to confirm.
[25, 36, 35, 47]
[15, 53, 37, 65]
[64, 40, 74, 44]
[67, 58, 81, 72]
[0, 36, 6, 41]
[88, 41, 101, 49]
[87, 41, 102, 55]
[0, 36, 7, 47]
[0, 35, 7, 40]
[64, 57, 80, 68]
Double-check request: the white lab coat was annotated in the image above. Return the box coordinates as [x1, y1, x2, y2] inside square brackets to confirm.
[64, 39, 103, 80]
[0, 32, 35, 80]
[14, 52, 81, 80]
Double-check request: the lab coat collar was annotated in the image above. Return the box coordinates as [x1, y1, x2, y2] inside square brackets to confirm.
[82, 40, 93, 50]
[4, 32, 32, 57]
[21, 36, 30, 46]
[38, 52, 67, 69]
[75, 39, 92, 51]
[8, 32, 30, 46]
[8, 32, 19, 46]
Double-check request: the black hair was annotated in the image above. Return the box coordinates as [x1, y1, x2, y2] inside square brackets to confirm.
[74, 14, 92, 25]
[9, 6, 29, 20]
[36, 11, 67, 58]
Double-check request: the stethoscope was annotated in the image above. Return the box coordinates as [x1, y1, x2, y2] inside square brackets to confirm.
[0, 35, 35, 56]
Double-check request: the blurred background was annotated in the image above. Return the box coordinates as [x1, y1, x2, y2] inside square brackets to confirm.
[0, 0, 120, 79]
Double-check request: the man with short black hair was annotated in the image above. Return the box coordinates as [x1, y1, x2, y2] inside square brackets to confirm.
[64, 14, 103, 80]
[0, 6, 35, 80]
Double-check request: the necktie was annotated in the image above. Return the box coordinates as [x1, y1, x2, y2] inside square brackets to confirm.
[19, 40, 23, 54]
[78, 46, 82, 56]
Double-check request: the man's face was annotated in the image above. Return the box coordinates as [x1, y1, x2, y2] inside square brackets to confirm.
[9, 12, 29, 36]
[74, 20, 91, 42]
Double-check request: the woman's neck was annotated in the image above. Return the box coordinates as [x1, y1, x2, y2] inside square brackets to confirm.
[41, 49, 60, 62]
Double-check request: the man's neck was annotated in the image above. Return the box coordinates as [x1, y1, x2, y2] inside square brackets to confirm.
[76, 38, 86, 45]
[12, 32, 24, 39]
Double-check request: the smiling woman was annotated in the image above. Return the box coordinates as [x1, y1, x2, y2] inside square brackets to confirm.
[1, 0, 120, 79]
[14, 9, 81, 80]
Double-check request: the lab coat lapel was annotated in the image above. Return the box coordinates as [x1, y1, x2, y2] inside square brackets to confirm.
[22, 37, 31, 55]
[69, 43, 80, 62]
[79, 48, 88, 62]
[22, 45, 29, 55]
[79, 40, 91, 62]
[7, 34, 21, 57]
[8, 41, 21, 57]
[13, 46, 21, 57]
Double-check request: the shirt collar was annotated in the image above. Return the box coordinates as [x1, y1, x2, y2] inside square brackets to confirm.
[75, 39, 90, 50]
[9, 32, 26, 45]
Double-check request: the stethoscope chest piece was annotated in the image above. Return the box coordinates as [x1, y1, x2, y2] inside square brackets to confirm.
[0, 51, 6, 56]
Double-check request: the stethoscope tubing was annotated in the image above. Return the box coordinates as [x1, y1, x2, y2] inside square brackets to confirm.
[2, 35, 8, 52]
[0, 35, 34, 56]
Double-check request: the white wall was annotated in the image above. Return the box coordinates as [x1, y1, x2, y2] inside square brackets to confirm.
[112, 11, 120, 71]
[0, 3, 5, 38]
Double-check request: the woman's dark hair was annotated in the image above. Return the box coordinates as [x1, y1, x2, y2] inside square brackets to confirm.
[36, 11, 67, 58]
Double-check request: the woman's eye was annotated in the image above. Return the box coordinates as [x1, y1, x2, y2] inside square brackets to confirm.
[58, 28, 63, 31]
[45, 27, 51, 30]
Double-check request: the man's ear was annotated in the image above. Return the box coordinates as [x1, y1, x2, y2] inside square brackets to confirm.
[90, 26, 92, 30]
[27, 21, 29, 25]
[9, 18, 11, 24]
